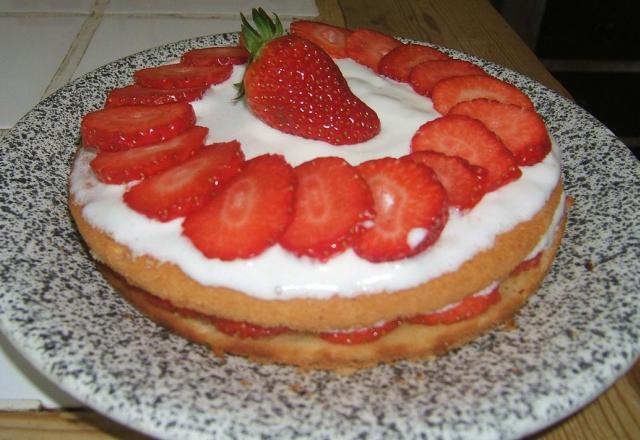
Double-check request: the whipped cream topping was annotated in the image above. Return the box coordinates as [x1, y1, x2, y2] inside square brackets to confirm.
[70, 59, 562, 300]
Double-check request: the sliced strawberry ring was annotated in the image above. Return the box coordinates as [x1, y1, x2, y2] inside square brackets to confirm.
[353, 157, 449, 262]
[180, 46, 250, 66]
[134, 63, 233, 89]
[408, 288, 501, 325]
[409, 150, 488, 210]
[182, 154, 296, 260]
[81, 102, 196, 151]
[409, 59, 487, 96]
[280, 157, 373, 260]
[379, 43, 450, 83]
[411, 114, 521, 191]
[105, 84, 207, 107]
[290, 20, 353, 58]
[432, 74, 535, 114]
[320, 319, 401, 345]
[345, 28, 401, 72]
[280, 157, 374, 260]
[449, 98, 551, 166]
[123, 141, 245, 222]
[90, 125, 208, 184]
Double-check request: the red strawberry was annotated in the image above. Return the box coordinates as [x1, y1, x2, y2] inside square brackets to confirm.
[104, 84, 206, 107]
[353, 157, 448, 262]
[90, 126, 208, 184]
[239, 9, 379, 145]
[408, 288, 500, 325]
[211, 317, 289, 339]
[123, 141, 244, 221]
[409, 59, 487, 96]
[182, 154, 296, 260]
[409, 150, 488, 209]
[320, 319, 400, 344]
[81, 103, 196, 151]
[345, 28, 401, 72]
[290, 20, 352, 58]
[449, 99, 551, 166]
[180, 46, 249, 66]
[280, 157, 374, 260]
[379, 43, 449, 83]
[431, 75, 535, 114]
[411, 115, 521, 191]
[134, 63, 232, 89]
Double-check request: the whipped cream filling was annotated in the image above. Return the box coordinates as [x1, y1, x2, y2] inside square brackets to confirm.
[70, 59, 561, 300]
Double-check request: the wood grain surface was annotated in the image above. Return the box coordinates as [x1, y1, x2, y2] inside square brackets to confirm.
[2, 1, 637, 439]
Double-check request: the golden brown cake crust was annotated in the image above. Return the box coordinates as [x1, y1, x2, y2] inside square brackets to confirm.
[97, 205, 567, 370]
[69, 180, 564, 332]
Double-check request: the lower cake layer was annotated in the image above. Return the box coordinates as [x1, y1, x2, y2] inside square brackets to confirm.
[95, 206, 567, 370]
[68, 181, 564, 333]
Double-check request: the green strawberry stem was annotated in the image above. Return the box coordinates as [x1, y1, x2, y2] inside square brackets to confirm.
[235, 8, 285, 99]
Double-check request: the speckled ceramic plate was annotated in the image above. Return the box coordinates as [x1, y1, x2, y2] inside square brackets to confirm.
[1, 33, 639, 440]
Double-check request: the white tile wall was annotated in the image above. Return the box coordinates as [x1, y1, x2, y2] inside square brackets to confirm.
[0, 0, 319, 409]
[0, 15, 86, 126]
[0, 0, 94, 13]
[74, 16, 247, 78]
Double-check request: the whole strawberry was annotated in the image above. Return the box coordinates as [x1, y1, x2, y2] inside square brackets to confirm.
[239, 8, 380, 145]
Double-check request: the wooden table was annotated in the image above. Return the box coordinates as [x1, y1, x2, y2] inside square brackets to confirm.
[1, 1, 638, 438]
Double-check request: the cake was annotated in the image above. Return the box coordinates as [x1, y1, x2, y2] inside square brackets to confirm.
[69, 10, 568, 370]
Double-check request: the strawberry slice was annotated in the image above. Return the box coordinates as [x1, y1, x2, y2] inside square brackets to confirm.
[408, 288, 501, 325]
[353, 157, 448, 262]
[345, 28, 401, 72]
[411, 115, 521, 191]
[431, 75, 535, 114]
[449, 99, 552, 166]
[320, 319, 400, 344]
[409, 59, 487, 96]
[81, 103, 196, 151]
[104, 84, 206, 107]
[123, 141, 244, 222]
[182, 154, 296, 260]
[379, 43, 449, 83]
[280, 157, 374, 260]
[511, 251, 543, 276]
[290, 20, 352, 58]
[90, 126, 208, 184]
[134, 63, 233, 89]
[211, 317, 289, 339]
[180, 46, 249, 66]
[144, 289, 289, 338]
[409, 151, 488, 209]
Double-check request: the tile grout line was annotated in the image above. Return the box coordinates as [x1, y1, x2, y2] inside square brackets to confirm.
[42, 0, 109, 99]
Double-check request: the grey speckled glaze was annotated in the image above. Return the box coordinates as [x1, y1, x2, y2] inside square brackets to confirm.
[1, 32, 639, 440]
